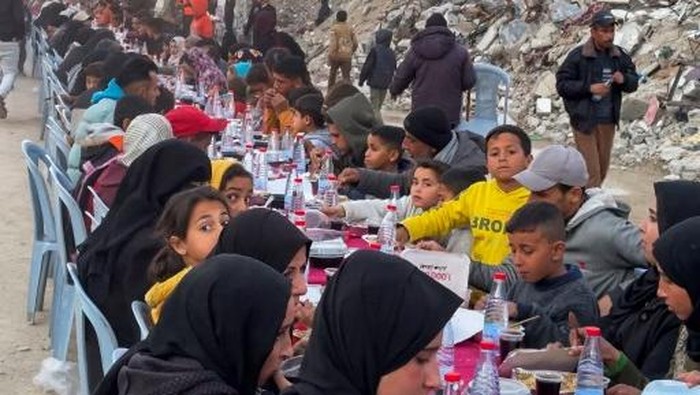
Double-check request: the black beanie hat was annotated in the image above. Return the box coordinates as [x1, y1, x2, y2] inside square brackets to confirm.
[403, 106, 452, 151]
[426, 13, 447, 27]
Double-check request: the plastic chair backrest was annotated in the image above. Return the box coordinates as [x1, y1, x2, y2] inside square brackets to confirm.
[46, 118, 71, 172]
[88, 186, 110, 228]
[49, 166, 87, 261]
[471, 63, 511, 122]
[131, 301, 154, 340]
[21, 140, 56, 243]
[66, 263, 118, 390]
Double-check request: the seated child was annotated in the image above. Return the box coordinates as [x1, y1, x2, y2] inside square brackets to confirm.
[84, 62, 105, 92]
[218, 163, 254, 217]
[289, 88, 334, 159]
[145, 186, 231, 322]
[417, 167, 487, 255]
[364, 125, 410, 173]
[322, 160, 449, 224]
[496, 201, 598, 348]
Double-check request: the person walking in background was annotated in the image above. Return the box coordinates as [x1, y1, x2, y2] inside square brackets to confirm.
[389, 13, 476, 129]
[326, 10, 357, 91]
[556, 10, 638, 188]
[359, 29, 396, 123]
[0, 0, 26, 119]
[245, 0, 276, 54]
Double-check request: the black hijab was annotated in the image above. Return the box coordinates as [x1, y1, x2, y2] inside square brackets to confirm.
[95, 254, 291, 395]
[213, 208, 311, 273]
[654, 217, 700, 332]
[289, 250, 462, 395]
[78, 140, 211, 306]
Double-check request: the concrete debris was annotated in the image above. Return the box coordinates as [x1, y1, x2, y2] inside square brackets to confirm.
[536, 98, 553, 114]
[621, 96, 649, 121]
[534, 71, 558, 98]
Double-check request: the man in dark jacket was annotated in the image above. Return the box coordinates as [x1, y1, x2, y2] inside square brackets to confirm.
[359, 29, 397, 123]
[389, 13, 476, 128]
[556, 10, 638, 188]
[0, 0, 26, 119]
[245, 0, 277, 54]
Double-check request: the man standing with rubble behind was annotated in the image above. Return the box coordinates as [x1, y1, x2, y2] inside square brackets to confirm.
[556, 10, 639, 188]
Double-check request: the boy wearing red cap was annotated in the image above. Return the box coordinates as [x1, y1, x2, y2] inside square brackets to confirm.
[165, 105, 227, 151]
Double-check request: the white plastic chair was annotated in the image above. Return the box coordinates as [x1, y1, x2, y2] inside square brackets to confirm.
[131, 301, 154, 340]
[460, 63, 511, 137]
[48, 166, 87, 361]
[66, 263, 118, 395]
[45, 117, 71, 173]
[21, 140, 60, 324]
[88, 186, 110, 230]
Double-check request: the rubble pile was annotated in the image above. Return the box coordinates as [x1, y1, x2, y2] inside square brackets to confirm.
[270, 0, 700, 180]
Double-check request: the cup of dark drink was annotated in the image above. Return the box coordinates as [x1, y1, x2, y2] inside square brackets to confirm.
[310, 176, 319, 197]
[330, 220, 345, 231]
[534, 371, 562, 395]
[499, 328, 524, 361]
[367, 221, 380, 235]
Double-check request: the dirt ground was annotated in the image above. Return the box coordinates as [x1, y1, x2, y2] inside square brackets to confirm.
[0, 73, 663, 393]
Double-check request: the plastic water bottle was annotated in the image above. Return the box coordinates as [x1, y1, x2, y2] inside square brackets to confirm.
[242, 143, 254, 173]
[389, 184, 400, 207]
[281, 128, 293, 161]
[323, 174, 338, 207]
[254, 148, 268, 191]
[207, 135, 217, 159]
[443, 372, 462, 395]
[469, 341, 500, 395]
[438, 320, 455, 379]
[284, 164, 299, 215]
[378, 204, 397, 254]
[483, 272, 508, 343]
[291, 177, 305, 212]
[269, 130, 280, 162]
[293, 133, 307, 174]
[243, 107, 254, 145]
[221, 122, 236, 156]
[574, 327, 605, 395]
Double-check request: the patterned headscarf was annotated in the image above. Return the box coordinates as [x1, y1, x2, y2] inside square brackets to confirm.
[185, 47, 227, 93]
[121, 114, 174, 166]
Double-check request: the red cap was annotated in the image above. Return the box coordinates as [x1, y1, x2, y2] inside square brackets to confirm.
[390, 184, 400, 192]
[328, 174, 337, 180]
[294, 220, 306, 227]
[444, 372, 461, 382]
[258, 147, 267, 152]
[480, 341, 498, 350]
[493, 272, 506, 281]
[165, 105, 228, 138]
[386, 204, 397, 211]
[294, 210, 306, 216]
[584, 326, 601, 337]
[294, 177, 303, 183]
[245, 143, 253, 148]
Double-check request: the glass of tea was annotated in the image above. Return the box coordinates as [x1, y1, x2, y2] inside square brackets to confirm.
[535, 371, 562, 395]
[499, 328, 525, 361]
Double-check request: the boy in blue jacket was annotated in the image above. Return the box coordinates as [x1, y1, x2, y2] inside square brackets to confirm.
[359, 29, 396, 123]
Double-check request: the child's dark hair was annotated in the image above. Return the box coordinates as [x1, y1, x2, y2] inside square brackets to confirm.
[506, 201, 566, 242]
[228, 77, 248, 102]
[245, 63, 271, 86]
[113, 95, 154, 127]
[264, 47, 291, 72]
[148, 186, 230, 283]
[271, 55, 311, 86]
[154, 86, 175, 114]
[84, 61, 105, 79]
[412, 159, 450, 179]
[336, 10, 348, 22]
[485, 125, 532, 156]
[219, 163, 253, 192]
[440, 167, 486, 197]
[292, 92, 325, 128]
[371, 126, 405, 152]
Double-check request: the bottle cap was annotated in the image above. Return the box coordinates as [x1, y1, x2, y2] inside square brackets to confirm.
[493, 272, 506, 281]
[584, 326, 601, 337]
[444, 372, 462, 383]
[386, 204, 397, 211]
[294, 220, 306, 227]
[294, 177, 303, 183]
[294, 210, 306, 216]
[328, 174, 337, 180]
[259, 147, 267, 152]
[480, 341, 498, 350]
[245, 143, 253, 148]
[390, 184, 400, 192]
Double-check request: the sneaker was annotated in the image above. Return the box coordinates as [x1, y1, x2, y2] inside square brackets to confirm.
[0, 97, 6, 119]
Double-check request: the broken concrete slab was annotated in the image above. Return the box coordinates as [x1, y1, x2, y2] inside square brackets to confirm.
[614, 21, 644, 54]
[534, 71, 558, 98]
[536, 98, 553, 114]
[621, 96, 649, 121]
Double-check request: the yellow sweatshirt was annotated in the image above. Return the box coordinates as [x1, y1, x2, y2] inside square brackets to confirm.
[145, 266, 192, 323]
[402, 180, 530, 266]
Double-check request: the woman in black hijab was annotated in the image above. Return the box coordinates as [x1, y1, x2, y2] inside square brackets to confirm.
[285, 250, 462, 395]
[213, 208, 311, 303]
[77, 140, 210, 387]
[602, 180, 700, 379]
[605, 217, 700, 393]
[95, 254, 296, 395]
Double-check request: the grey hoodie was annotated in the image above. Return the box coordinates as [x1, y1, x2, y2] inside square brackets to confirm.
[469, 189, 646, 299]
[355, 131, 486, 198]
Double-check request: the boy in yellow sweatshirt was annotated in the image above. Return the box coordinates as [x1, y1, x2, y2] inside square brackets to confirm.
[397, 125, 533, 266]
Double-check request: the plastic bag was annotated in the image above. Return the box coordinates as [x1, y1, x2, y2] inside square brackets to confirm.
[33, 357, 78, 395]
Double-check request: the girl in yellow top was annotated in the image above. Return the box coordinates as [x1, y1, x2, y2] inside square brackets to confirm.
[398, 126, 533, 266]
[145, 187, 231, 322]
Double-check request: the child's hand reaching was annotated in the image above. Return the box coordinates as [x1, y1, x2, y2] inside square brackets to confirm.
[416, 240, 446, 252]
[308, 147, 324, 174]
[321, 205, 345, 218]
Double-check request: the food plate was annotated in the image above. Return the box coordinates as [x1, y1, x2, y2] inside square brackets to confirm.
[451, 308, 484, 343]
[499, 378, 530, 395]
[513, 368, 610, 394]
[641, 380, 700, 394]
[361, 234, 378, 244]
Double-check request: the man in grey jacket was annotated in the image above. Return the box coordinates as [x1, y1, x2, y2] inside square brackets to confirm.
[468, 145, 646, 300]
[338, 106, 486, 198]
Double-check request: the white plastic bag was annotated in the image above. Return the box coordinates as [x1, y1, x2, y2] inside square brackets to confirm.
[33, 357, 78, 395]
